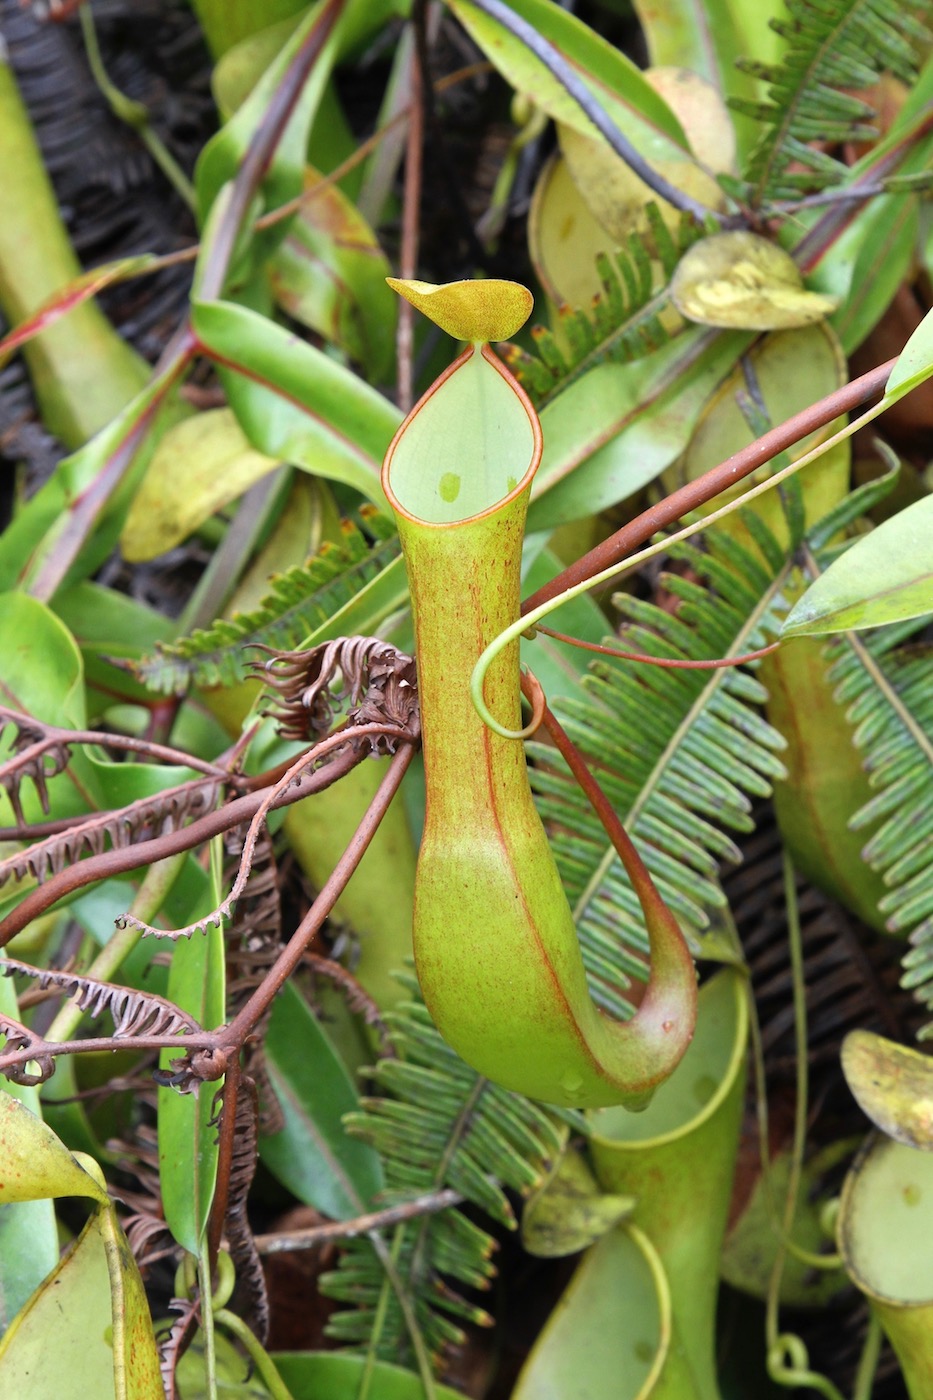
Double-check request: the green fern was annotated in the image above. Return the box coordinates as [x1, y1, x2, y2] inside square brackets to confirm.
[731, 0, 933, 205]
[528, 526, 791, 1017]
[133, 511, 402, 694]
[320, 975, 569, 1364]
[823, 622, 933, 1033]
[503, 205, 708, 407]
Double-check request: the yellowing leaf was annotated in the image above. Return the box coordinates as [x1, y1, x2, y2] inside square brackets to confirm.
[842, 1030, 933, 1149]
[386, 277, 533, 343]
[671, 232, 839, 329]
[121, 408, 279, 562]
[0, 1090, 108, 1205]
[559, 67, 732, 246]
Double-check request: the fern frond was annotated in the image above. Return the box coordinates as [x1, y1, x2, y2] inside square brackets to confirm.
[823, 623, 933, 1033]
[733, 0, 933, 205]
[528, 527, 791, 1017]
[133, 512, 402, 694]
[503, 207, 707, 407]
[320, 975, 568, 1365]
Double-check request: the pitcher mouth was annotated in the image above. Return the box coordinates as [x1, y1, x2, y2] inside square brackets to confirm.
[382, 343, 543, 528]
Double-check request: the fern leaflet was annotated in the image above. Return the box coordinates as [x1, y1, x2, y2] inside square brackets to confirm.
[823, 623, 933, 1033]
[732, 0, 933, 205]
[320, 975, 568, 1365]
[133, 511, 403, 694]
[503, 205, 708, 408]
[528, 526, 791, 1018]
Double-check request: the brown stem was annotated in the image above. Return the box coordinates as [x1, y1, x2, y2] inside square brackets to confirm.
[254, 1188, 463, 1254]
[522, 357, 896, 614]
[0, 726, 409, 946]
[207, 1055, 241, 1268]
[221, 743, 416, 1048]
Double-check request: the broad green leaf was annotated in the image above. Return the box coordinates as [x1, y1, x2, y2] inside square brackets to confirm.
[528, 326, 751, 529]
[668, 321, 849, 550]
[0, 1213, 114, 1397]
[158, 893, 226, 1255]
[528, 152, 618, 308]
[0, 592, 104, 824]
[0, 354, 186, 596]
[191, 0, 308, 60]
[521, 1147, 635, 1257]
[271, 169, 396, 377]
[258, 980, 383, 1218]
[782, 497, 933, 636]
[388, 276, 533, 343]
[195, 0, 335, 223]
[671, 231, 838, 330]
[212, 15, 305, 116]
[884, 301, 933, 403]
[447, 0, 689, 164]
[0, 1089, 108, 1205]
[121, 408, 280, 562]
[52, 581, 176, 712]
[272, 1351, 465, 1400]
[842, 1030, 933, 1149]
[195, 0, 399, 221]
[192, 298, 398, 505]
[0, 1204, 162, 1400]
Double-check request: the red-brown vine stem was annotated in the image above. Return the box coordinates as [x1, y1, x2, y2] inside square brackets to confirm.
[0, 724, 411, 947]
[521, 357, 897, 615]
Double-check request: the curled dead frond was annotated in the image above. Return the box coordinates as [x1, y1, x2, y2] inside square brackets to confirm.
[257, 636, 419, 752]
[224, 1078, 269, 1341]
[304, 953, 393, 1060]
[0, 957, 202, 1085]
[0, 707, 72, 824]
[0, 775, 224, 891]
[159, 1299, 199, 1400]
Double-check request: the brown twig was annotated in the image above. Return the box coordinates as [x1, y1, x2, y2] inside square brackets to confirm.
[254, 1188, 463, 1254]
[521, 358, 897, 614]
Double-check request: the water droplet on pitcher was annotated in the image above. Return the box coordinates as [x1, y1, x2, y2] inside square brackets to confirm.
[439, 472, 461, 503]
[560, 1069, 584, 1099]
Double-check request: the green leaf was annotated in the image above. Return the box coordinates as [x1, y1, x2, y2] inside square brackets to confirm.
[884, 302, 933, 403]
[270, 169, 397, 377]
[528, 327, 751, 531]
[0, 353, 186, 597]
[521, 1148, 635, 1257]
[447, 0, 689, 162]
[192, 298, 398, 505]
[259, 980, 383, 1218]
[272, 1351, 465, 1400]
[782, 497, 933, 636]
[842, 1029, 933, 1149]
[158, 900, 226, 1255]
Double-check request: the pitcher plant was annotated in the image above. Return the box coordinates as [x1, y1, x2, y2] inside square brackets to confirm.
[381, 277, 697, 1110]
